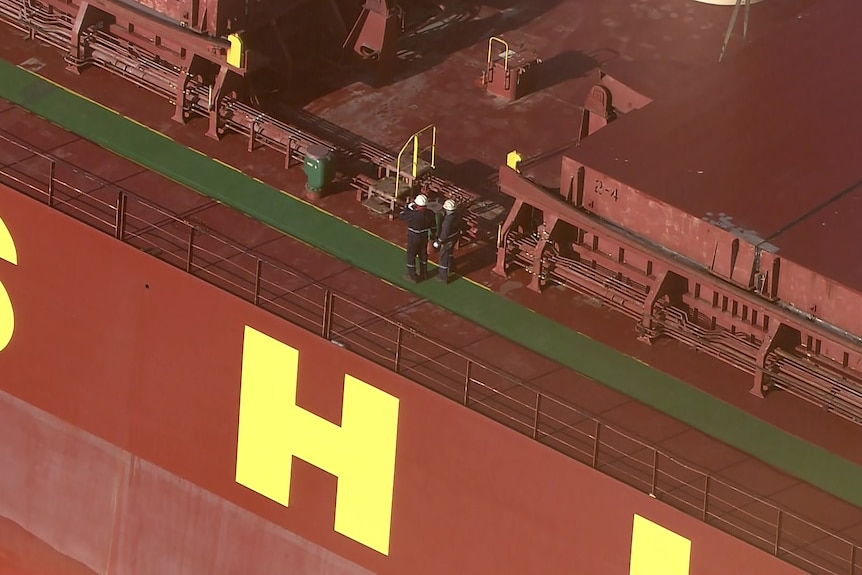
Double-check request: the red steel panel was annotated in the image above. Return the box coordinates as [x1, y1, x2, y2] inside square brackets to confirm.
[567, 0, 862, 243]
[0, 183, 805, 573]
[769, 190, 862, 331]
[0, 396, 119, 573]
[102, 0, 246, 36]
[0, 392, 373, 575]
[129, 0, 203, 30]
[568, 162, 761, 286]
[564, 0, 862, 333]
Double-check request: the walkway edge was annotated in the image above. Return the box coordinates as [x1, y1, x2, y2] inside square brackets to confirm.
[2, 59, 861, 509]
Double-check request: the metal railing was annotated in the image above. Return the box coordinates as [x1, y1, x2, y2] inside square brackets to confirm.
[0, 130, 858, 575]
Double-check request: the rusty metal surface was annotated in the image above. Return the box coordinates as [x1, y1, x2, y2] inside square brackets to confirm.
[566, 0, 862, 292]
[1, 116, 861, 575]
[300, 0, 820, 185]
[0, 180, 816, 574]
[121, 0, 203, 31]
[113, 0, 326, 37]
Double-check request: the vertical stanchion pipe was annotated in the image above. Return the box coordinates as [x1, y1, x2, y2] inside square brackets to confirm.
[394, 325, 403, 373]
[463, 360, 472, 406]
[592, 420, 601, 468]
[115, 193, 126, 240]
[186, 227, 195, 273]
[253, 259, 262, 305]
[774, 509, 783, 556]
[47, 160, 55, 208]
[702, 475, 710, 522]
[532, 394, 541, 439]
[322, 290, 333, 339]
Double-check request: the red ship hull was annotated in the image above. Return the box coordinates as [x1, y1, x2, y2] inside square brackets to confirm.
[0, 182, 806, 573]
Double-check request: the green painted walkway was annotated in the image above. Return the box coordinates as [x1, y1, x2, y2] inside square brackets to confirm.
[1, 59, 860, 508]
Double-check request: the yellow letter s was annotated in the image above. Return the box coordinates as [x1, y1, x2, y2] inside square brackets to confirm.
[0, 215, 18, 352]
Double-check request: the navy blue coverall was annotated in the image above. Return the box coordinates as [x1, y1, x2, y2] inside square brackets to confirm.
[436, 209, 462, 282]
[399, 204, 437, 281]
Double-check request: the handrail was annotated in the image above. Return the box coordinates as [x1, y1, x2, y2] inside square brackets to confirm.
[487, 36, 510, 72]
[394, 124, 436, 201]
[0, 129, 858, 575]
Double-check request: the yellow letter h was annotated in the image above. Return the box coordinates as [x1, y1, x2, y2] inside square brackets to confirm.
[0, 215, 18, 352]
[236, 326, 400, 556]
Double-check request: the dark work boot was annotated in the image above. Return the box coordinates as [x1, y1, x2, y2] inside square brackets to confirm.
[419, 263, 428, 282]
[404, 267, 418, 284]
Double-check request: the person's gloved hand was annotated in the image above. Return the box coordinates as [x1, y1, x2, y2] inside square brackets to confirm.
[432, 240, 440, 250]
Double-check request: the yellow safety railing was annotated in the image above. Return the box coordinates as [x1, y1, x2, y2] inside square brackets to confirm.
[487, 36, 510, 73]
[394, 124, 436, 200]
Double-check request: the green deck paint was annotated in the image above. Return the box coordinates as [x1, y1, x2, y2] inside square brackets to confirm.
[2, 58, 859, 508]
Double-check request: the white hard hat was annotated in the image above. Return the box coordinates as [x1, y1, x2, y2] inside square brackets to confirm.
[443, 199, 456, 212]
[414, 194, 428, 207]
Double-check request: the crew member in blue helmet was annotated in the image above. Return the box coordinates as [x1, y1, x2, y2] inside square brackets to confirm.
[399, 194, 436, 283]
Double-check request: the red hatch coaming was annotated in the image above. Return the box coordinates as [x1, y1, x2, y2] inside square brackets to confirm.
[564, 0, 862, 311]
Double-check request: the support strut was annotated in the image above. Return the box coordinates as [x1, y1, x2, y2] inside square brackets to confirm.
[206, 65, 243, 140]
[67, 2, 106, 74]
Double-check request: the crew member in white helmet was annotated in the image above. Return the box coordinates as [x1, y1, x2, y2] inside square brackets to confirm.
[398, 194, 436, 283]
[433, 199, 462, 283]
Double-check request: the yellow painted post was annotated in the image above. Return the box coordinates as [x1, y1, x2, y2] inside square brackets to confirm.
[412, 134, 419, 179]
[227, 33, 244, 69]
[507, 150, 523, 173]
[430, 126, 437, 169]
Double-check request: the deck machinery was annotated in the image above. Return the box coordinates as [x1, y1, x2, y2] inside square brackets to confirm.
[0, 0, 499, 237]
[3, 0, 862, 428]
[495, 0, 862, 424]
[0, 0, 363, 135]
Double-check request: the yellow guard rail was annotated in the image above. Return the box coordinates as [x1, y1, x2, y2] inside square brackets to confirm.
[394, 124, 436, 200]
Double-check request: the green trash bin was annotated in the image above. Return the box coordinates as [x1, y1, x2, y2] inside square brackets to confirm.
[304, 145, 335, 194]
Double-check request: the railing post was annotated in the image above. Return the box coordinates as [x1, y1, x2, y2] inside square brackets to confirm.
[253, 259, 262, 305]
[774, 509, 783, 556]
[322, 290, 333, 339]
[186, 227, 195, 273]
[47, 160, 55, 207]
[592, 420, 601, 468]
[394, 325, 403, 373]
[850, 543, 856, 575]
[650, 448, 659, 497]
[463, 360, 472, 406]
[532, 394, 542, 439]
[114, 192, 127, 240]
[702, 475, 710, 522]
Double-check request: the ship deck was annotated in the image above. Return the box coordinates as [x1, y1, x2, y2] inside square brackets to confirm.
[2, 99, 862, 574]
[296, 0, 822, 188]
[4, 0, 862, 487]
[1, 0, 861, 570]
[566, 0, 862, 295]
